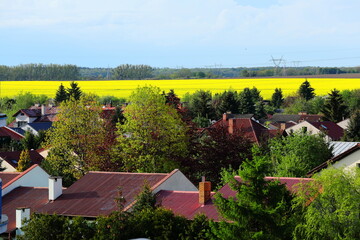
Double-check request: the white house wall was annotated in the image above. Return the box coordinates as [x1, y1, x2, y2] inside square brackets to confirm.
[0, 160, 17, 172]
[153, 170, 197, 194]
[331, 149, 360, 172]
[286, 121, 331, 141]
[2, 165, 49, 196]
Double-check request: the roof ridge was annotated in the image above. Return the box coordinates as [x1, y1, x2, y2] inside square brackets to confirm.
[88, 171, 168, 175]
[2, 164, 39, 189]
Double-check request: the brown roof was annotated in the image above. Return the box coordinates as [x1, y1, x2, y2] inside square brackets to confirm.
[309, 121, 344, 140]
[307, 143, 360, 176]
[0, 127, 24, 140]
[0, 172, 21, 186]
[2, 187, 49, 233]
[38, 170, 176, 217]
[158, 176, 313, 221]
[0, 150, 44, 169]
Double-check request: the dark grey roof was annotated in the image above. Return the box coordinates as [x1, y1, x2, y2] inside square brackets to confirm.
[9, 127, 25, 136]
[27, 122, 53, 132]
[270, 114, 302, 123]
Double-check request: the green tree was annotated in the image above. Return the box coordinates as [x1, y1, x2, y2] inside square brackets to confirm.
[17, 149, 31, 172]
[131, 182, 157, 213]
[269, 131, 333, 177]
[42, 94, 108, 186]
[344, 109, 360, 141]
[271, 88, 284, 108]
[116, 86, 188, 173]
[293, 168, 360, 240]
[321, 89, 349, 122]
[298, 79, 315, 101]
[187, 90, 215, 119]
[211, 151, 294, 240]
[213, 90, 240, 118]
[54, 83, 68, 103]
[67, 81, 82, 100]
[238, 88, 255, 114]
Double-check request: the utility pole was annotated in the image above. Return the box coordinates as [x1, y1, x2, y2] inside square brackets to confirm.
[271, 56, 283, 76]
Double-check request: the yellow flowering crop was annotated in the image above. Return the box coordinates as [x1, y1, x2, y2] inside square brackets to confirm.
[1, 78, 359, 100]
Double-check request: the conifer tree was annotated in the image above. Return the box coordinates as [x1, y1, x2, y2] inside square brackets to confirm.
[238, 88, 255, 114]
[67, 81, 82, 101]
[344, 110, 360, 141]
[55, 83, 68, 103]
[271, 88, 284, 108]
[17, 150, 31, 172]
[211, 149, 294, 240]
[298, 79, 315, 101]
[321, 89, 348, 122]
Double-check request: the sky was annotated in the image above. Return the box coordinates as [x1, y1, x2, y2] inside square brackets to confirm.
[1, 0, 360, 68]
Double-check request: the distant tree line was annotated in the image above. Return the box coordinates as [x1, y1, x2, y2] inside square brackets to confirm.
[2, 63, 360, 80]
[0, 64, 80, 80]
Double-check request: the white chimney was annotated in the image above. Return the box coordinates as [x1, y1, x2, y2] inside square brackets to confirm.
[49, 176, 62, 201]
[16, 207, 30, 235]
[0, 114, 7, 128]
[41, 105, 46, 116]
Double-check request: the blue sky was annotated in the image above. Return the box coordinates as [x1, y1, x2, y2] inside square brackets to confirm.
[1, 0, 360, 68]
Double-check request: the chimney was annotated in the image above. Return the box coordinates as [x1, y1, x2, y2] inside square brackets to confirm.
[16, 207, 30, 235]
[280, 123, 286, 130]
[199, 178, 211, 205]
[49, 176, 62, 201]
[229, 118, 234, 134]
[41, 104, 46, 116]
[0, 114, 7, 128]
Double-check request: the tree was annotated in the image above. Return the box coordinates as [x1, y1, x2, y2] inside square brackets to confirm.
[298, 79, 315, 101]
[67, 81, 82, 100]
[293, 168, 360, 239]
[185, 123, 252, 185]
[42, 94, 108, 186]
[17, 150, 31, 172]
[54, 83, 68, 103]
[113, 64, 153, 80]
[131, 182, 157, 213]
[115, 86, 188, 173]
[271, 88, 284, 108]
[344, 109, 360, 141]
[321, 89, 348, 122]
[269, 131, 333, 177]
[211, 150, 294, 240]
[213, 90, 240, 119]
[187, 90, 215, 119]
[238, 88, 255, 114]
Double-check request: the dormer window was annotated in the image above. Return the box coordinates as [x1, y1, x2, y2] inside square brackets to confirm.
[20, 113, 24, 116]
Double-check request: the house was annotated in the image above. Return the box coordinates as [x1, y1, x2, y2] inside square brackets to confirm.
[0, 169, 196, 237]
[209, 113, 284, 144]
[0, 126, 24, 151]
[285, 121, 344, 141]
[0, 150, 44, 172]
[263, 113, 322, 130]
[307, 143, 360, 176]
[9, 105, 58, 131]
[0, 164, 50, 237]
[157, 177, 313, 220]
[337, 119, 350, 130]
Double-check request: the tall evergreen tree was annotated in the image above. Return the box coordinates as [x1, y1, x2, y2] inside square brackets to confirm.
[321, 89, 348, 122]
[238, 88, 255, 114]
[67, 81, 82, 100]
[271, 88, 284, 108]
[344, 110, 360, 141]
[215, 91, 240, 118]
[211, 149, 294, 240]
[55, 83, 68, 103]
[298, 79, 315, 101]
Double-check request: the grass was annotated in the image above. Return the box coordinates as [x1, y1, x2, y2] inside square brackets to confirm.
[2, 78, 360, 100]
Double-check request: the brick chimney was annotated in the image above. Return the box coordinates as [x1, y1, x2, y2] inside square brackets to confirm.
[41, 104, 46, 116]
[199, 178, 211, 205]
[280, 123, 286, 130]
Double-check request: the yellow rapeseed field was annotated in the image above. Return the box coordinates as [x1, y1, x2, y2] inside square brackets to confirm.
[1, 78, 359, 100]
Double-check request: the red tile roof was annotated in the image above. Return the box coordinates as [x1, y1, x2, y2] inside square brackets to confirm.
[0, 172, 21, 186]
[309, 121, 344, 140]
[38, 171, 174, 217]
[0, 127, 24, 140]
[211, 117, 274, 144]
[158, 176, 313, 220]
[0, 150, 44, 169]
[2, 187, 49, 233]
